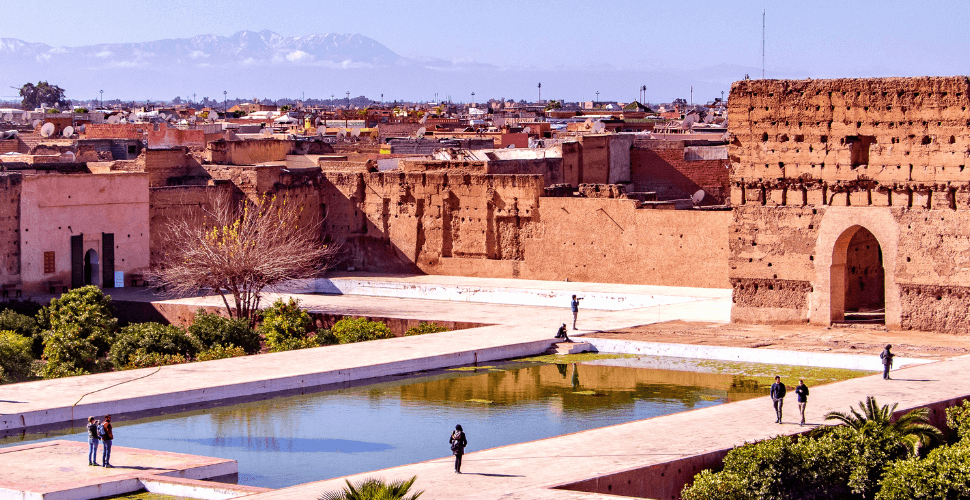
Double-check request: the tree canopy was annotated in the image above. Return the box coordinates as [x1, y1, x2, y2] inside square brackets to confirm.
[18, 81, 69, 110]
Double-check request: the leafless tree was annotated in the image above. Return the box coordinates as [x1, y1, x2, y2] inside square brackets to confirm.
[151, 192, 338, 324]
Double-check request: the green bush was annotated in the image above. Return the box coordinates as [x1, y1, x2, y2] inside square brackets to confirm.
[877, 442, 970, 499]
[196, 344, 247, 362]
[946, 400, 970, 443]
[188, 309, 261, 354]
[109, 322, 200, 369]
[331, 318, 393, 344]
[682, 423, 908, 500]
[260, 298, 316, 352]
[121, 350, 187, 370]
[0, 330, 34, 382]
[315, 329, 339, 346]
[404, 322, 449, 336]
[39, 324, 99, 378]
[0, 309, 42, 358]
[39, 286, 117, 357]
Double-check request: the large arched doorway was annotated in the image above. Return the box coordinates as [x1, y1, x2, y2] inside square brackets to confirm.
[84, 249, 100, 287]
[831, 226, 885, 324]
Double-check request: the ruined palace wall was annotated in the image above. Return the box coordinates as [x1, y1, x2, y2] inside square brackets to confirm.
[320, 170, 730, 288]
[0, 173, 22, 286]
[729, 76, 970, 332]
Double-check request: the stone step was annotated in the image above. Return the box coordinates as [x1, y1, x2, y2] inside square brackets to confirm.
[544, 342, 592, 355]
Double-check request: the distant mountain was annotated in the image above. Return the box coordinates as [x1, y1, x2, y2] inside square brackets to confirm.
[0, 30, 405, 69]
[0, 30, 741, 103]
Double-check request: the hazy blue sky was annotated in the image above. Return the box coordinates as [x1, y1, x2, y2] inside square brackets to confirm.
[2, 0, 970, 101]
[3, 0, 968, 75]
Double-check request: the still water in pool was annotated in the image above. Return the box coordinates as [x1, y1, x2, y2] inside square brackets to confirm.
[1, 355, 863, 488]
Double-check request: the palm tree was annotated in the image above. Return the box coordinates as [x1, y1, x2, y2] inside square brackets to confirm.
[319, 476, 423, 500]
[824, 396, 944, 455]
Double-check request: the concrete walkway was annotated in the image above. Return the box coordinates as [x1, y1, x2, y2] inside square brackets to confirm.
[243, 355, 970, 500]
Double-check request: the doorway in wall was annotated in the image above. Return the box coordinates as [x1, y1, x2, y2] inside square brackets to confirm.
[831, 226, 885, 324]
[84, 249, 100, 287]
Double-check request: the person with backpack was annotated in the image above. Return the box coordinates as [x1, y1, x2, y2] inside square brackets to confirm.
[86, 417, 100, 466]
[770, 376, 787, 424]
[449, 424, 467, 473]
[880, 344, 895, 380]
[98, 415, 114, 468]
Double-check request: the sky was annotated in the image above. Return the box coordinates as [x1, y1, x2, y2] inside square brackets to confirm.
[2, 0, 970, 102]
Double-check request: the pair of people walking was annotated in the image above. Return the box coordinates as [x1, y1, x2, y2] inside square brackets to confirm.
[770, 377, 809, 426]
[86, 415, 114, 467]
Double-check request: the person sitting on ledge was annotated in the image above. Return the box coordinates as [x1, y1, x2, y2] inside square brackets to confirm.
[555, 323, 571, 342]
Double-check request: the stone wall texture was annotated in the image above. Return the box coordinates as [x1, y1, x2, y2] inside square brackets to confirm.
[729, 76, 970, 332]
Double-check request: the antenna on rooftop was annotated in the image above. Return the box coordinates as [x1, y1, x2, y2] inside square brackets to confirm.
[40, 122, 55, 137]
[63, 126, 74, 138]
[692, 189, 706, 206]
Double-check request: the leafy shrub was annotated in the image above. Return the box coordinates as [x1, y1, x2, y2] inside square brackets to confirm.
[0, 330, 34, 382]
[682, 423, 908, 500]
[196, 344, 247, 362]
[260, 298, 315, 352]
[877, 441, 970, 499]
[946, 400, 970, 443]
[121, 350, 187, 370]
[404, 322, 449, 336]
[40, 324, 99, 378]
[39, 286, 117, 357]
[331, 318, 393, 344]
[315, 329, 339, 346]
[188, 309, 261, 354]
[0, 309, 42, 358]
[109, 322, 200, 369]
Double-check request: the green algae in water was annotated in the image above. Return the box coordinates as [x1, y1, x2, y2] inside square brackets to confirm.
[466, 398, 495, 404]
[524, 353, 636, 364]
[447, 365, 495, 371]
[572, 390, 607, 396]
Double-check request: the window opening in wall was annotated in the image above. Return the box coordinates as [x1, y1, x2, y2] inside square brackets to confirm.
[794, 135, 804, 142]
[43, 252, 55, 274]
[847, 135, 876, 167]
[832, 226, 886, 325]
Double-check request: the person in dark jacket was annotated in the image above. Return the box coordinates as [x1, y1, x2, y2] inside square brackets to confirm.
[449, 424, 468, 473]
[86, 416, 100, 466]
[769, 376, 787, 424]
[794, 380, 809, 426]
[555, 323, 570, 342]
[99, 415, 114, 468]
[880, 344, 894, 379]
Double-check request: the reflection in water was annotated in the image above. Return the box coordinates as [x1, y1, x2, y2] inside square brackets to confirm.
[1, 357, 764, 489]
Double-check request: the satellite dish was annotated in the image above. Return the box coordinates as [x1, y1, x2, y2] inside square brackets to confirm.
[32, 119, 41, 128]
[351, 128, 361, 137]
[419, 115, 428, 124]
[79, 124, 86, 134]
[107, 115, 120, 124]
[209, 111, 219, 120]
[336, 131, 346, 140]
[704, 113, 714, 123]
[584, 118, 592, 128]
[63, 126, 74, 138]
[691, 190, 706, 205]
[682, 114, 697, 129]
[40, 122, 55, 137]
[416, 127, 426, 137]
[261, 128, 272, 137]
[316, 128, 326, 137]
[592, 121, 605, 133]
[60, 151, 76, 162]
[523, 126, 531, 134]
[315, 117, 323, 126]
[2, 113, 11, 122]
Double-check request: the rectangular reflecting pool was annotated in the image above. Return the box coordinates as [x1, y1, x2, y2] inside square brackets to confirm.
[1, 354, 871, 489]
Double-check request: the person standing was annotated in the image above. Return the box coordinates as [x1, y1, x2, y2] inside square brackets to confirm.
[86, 417, 100, 466]
[794, 380, 809, 426]
[570, 295, 583, 330]
[770, 376, 786, 424]
[449, 424, 467, 474]
[880, 344, 894, 380]
[99, 415, 114, 468]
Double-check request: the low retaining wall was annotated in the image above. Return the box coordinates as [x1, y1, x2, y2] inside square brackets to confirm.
[112, 300, 489, 336]
[140, 475, 271, 500]
[582, 337, 931, 370]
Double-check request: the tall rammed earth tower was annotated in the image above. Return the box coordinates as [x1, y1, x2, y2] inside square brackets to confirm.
[728, 76, 970, 333]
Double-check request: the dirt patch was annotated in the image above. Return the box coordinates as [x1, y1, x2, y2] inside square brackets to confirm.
[587, 321, 970, 360]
